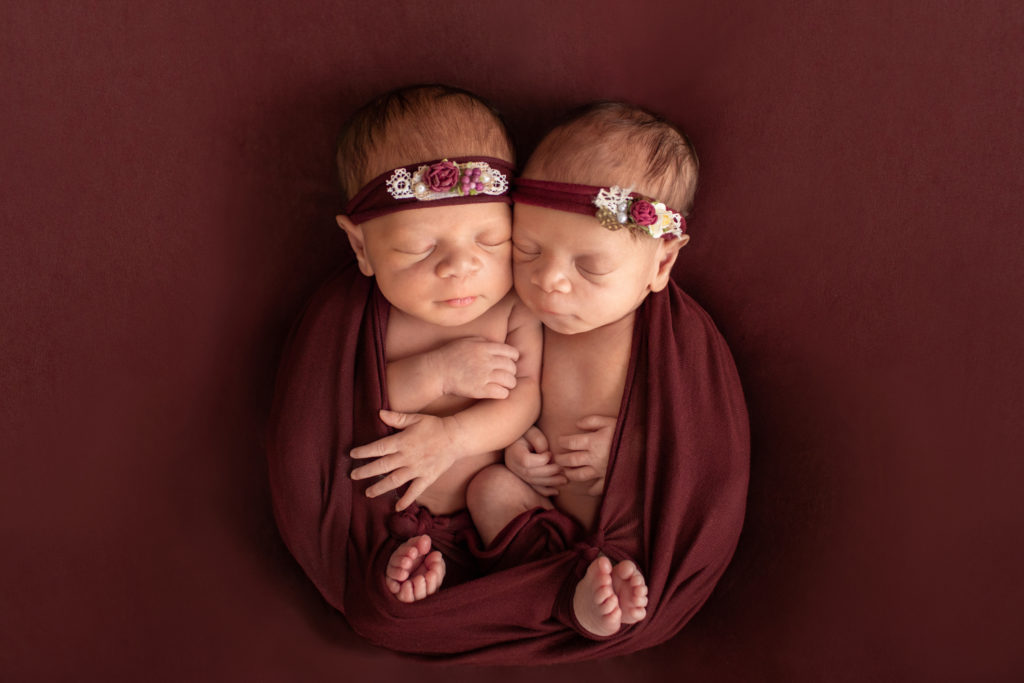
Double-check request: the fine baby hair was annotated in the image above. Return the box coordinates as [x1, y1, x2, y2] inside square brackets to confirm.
[523, 101, 699, 221]
[335, 84, 515, 203]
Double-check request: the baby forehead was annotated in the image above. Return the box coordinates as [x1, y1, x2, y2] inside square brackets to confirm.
[376, 202, 512, 233]
[512, 205, 641, 250]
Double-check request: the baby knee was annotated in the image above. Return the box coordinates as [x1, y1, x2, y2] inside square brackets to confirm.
[466, 464, 511, 515]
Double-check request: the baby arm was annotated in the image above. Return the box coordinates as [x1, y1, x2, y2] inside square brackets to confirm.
[350, 299, 543, 510]
[385, 337, 520, 413]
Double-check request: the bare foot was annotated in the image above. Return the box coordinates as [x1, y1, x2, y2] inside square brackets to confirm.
[573, 556, 622, 637]
[612, 559, 648, 624]
[385, 535, 446, 603]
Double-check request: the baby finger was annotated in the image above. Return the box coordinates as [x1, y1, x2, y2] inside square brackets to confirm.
[487, 342, 520, 361]
[556, 433, 591, 452]
[523, 426, 549, 454]
[491, 355, 518, 374]
[527, 472, 569, 488]
[365, 467, 414, 498]
[480, 383, 512, 400]
[563, 465, 598, 481]
[526, 463, 563, 478]
[553, 450, 591, 468]
[395, 477, 432, 511]
[350, 434, 399, 460]
[350, 455, 400, 481]
[518, 451, 554, 468]
[490, 370, 518, 389]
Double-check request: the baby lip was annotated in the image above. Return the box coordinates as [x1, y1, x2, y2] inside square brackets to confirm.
[537, 304, 566, 316]
[443, 296, 477, 307]
[534, 296, 566, 316]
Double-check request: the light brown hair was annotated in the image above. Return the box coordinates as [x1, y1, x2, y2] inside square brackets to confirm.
[336, 84, 515, 202]
[524, 102, 699, 217]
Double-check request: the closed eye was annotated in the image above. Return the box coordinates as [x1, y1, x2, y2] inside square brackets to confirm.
[513, 242, 539, 256]
[576, 260, 613, 277]
[477, 237, 510, 248]
[577, 267, 611, 277]
[394, 244, 434, 255]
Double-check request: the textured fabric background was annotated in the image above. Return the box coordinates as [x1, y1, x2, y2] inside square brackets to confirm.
[2, 1, 1021, 680]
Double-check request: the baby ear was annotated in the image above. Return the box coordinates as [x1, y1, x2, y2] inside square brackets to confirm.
[650, 234, 689, 292]
[336, 215, 374, 277]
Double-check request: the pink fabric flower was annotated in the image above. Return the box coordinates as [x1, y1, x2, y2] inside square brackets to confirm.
[425, 160, 460, 192]
[630, 199, 658, 226]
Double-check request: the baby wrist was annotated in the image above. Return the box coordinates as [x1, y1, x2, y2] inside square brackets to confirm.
[429, 348, 452, 397]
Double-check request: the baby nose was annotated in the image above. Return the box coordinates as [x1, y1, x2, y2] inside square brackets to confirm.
[436, 247, 481, 278]
[531, 259, 571, 294]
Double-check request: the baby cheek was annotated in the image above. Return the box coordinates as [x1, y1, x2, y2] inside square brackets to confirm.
[512, 261, 532, 285]
[512, 265, 536, 295]
[390, 258, 438, 285]
[495, 264, 514, 292]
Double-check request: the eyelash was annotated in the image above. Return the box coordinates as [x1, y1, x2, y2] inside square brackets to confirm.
[396, 246, 433, 255]
[395, 237, 507, 257]
[478, 237, 510, 248]
[577, 266, 609, 277]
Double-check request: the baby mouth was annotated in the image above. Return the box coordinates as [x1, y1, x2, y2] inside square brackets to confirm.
[444, 296, 477, 307]
[535, 299, 567, 316]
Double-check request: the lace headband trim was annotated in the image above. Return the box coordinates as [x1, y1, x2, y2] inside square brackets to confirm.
[345, 157, 513, 224]
[512, 178, 686, 238]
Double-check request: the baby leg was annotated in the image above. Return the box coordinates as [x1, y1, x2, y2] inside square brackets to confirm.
[385, 534, 446, 603]
[466, 464, 553, 547]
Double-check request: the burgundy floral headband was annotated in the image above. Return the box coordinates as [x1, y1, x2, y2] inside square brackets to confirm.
[344, 157, 514, 224]
[512, 178, 686, 239]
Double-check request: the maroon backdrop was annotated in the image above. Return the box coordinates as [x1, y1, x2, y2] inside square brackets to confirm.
[2, 2, 1021, 681]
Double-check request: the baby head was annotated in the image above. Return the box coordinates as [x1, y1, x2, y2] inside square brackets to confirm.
[335, 85, 516, 327]
[512, 102, 698, 335]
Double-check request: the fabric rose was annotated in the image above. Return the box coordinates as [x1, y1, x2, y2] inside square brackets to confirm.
[629, 199, 658, 226]
[424, 160, 460, 192]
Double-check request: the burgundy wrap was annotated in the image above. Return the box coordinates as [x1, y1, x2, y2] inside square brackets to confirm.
[267, 262, 749, 663]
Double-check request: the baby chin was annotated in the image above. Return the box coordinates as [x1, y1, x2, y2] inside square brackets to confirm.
[535, 310, 590, 335]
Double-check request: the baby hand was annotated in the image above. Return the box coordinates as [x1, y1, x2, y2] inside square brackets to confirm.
[505, 426, 567, 496]
[434, 337, 519, 400]
[554, 415, 617, 496]
[349, 410, 458, 511]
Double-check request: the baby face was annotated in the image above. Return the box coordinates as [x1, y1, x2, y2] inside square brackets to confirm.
[352, 202, 513, 327]
[512, 203, 673, 335]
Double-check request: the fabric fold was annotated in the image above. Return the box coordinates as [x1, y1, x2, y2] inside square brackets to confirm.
[267, 261, 749, 663]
